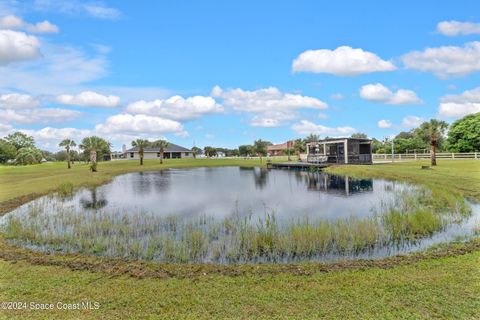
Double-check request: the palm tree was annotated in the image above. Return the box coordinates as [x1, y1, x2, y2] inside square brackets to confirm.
[191, 146, 201, 159]
[415, 119, 449, 166]
[152, 140, 170, 164]
[59, 139, 76, 169]
[79, 136, 110, 172]
[131, 139, 151, 165]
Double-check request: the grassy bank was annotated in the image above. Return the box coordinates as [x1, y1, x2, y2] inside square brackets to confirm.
[0, 159, 479, 319]
[0, 158, 271, 213]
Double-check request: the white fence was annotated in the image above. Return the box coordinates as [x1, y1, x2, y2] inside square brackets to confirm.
[373, 152, 479, 162]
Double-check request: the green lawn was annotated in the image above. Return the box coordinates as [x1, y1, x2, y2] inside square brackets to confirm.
[0, 159, 479, 319]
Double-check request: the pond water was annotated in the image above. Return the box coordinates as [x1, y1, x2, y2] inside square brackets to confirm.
[2, 167, 479, 264]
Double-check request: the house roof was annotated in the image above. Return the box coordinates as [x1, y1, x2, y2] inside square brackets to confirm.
[267, 141, 293, 151]
[125, 143, 192, 153]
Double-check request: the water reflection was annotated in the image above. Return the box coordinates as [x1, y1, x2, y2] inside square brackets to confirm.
[300, 172, 373, 196]
[80, 188, 108, 210]
[1, 166, 477, 264]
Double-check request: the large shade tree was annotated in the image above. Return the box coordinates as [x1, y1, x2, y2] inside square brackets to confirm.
[447, 113, 480, 152]
[79, 136, 111, 172]
[414, 119, 449, 166]
[152, 140, 170, 164]
[253, 139, 271, 162]
[58, 139, 76, 169]
[4, 132, 35, 150]
[15, 147, 43, 165]
[131, 139, 151, 165]
[0, 139, 16, 163]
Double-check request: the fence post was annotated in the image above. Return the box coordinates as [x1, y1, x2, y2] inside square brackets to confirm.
[476, 152, 478, 159]
[452, 153, 455, 159]
[414, 153, 417, 160]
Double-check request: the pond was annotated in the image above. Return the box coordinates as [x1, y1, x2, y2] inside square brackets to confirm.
[1, 167, 479, 264]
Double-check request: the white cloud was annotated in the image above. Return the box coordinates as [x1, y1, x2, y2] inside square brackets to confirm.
[21, 126, 90, 149]
[0, 30, 40, 65]
[57, 91, 120, 108]
[126, 95, 223, 121]
[0, 122, 13, 136]
[34, 0, 121, 20]
[0, 14, 59, 33]
[0, 44, 108, 94]
[378, 119, 392, 128]
[0, 14, 23, 29]
[27, 20, 59, 33]
[402, 41, 480, 78]
[94, 114, 187, 138]
[291, 120, 355, 136]
[0, 93, 39, 109]
[317, 112, 328, 120]
[212, 86, 327, 127]
[83, 4, 121, 20]
[250, 112, 296, 128]
[438, 87, 480, 118]
[330, 93, 344, 100]
[401, 116, 424, 128]
[292, 46, 396, 76]
[0, 108, 81, 124]
[212, 86, 327, 112]
[437, 20, 480, 36]
[359, 83, 423, 105]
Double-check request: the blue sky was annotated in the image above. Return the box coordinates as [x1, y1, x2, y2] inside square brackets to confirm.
[1, 0, 480, 151]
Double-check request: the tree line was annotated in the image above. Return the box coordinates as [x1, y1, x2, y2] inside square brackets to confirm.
[0, 112, 478, 168]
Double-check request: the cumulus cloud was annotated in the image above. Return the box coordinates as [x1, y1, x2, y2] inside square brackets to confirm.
[292, 46, 396, 76]
[21, 126, 90, 149]
[437, 20, 480, 36]
[359, 83, 423, 105]
[377, 119, 392, 128]
[0, 108, 81, 124]
[212, 86, 327, 127]
[401, 116, 424, 128]
[57, 91, 120, 108]
[126, 95, 223, 121]
[402, 42, 480, 78]
[291, 120, 355, 136]
[0, 93, 39, 109]
[0, 122, 13, 136]
[0, 14, 23, 29]
[438, 87, 480, 118]
[0, 14, 59, 33]
[0, 30, 41, 65]
[94, 114, 187, 139]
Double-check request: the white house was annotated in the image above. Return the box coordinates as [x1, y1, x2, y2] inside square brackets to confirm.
[124, 143, 194, 160]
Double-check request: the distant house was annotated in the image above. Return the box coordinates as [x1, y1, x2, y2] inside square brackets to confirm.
[267, 141, 294, 156]
[124, 143, 194, 160]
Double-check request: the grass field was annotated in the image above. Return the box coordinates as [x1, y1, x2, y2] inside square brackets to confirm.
[0, 159, 479, 319]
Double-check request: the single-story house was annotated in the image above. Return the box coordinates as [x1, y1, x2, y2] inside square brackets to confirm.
[124, 143, 194, 160]
[267, 141, 294, 156]
[306, 138, 372, 164]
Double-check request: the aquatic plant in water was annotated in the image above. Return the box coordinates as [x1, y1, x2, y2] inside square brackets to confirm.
[0, 186, 475, 264]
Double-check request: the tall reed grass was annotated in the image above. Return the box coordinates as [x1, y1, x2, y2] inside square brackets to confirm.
[1, 186, 474, 263]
